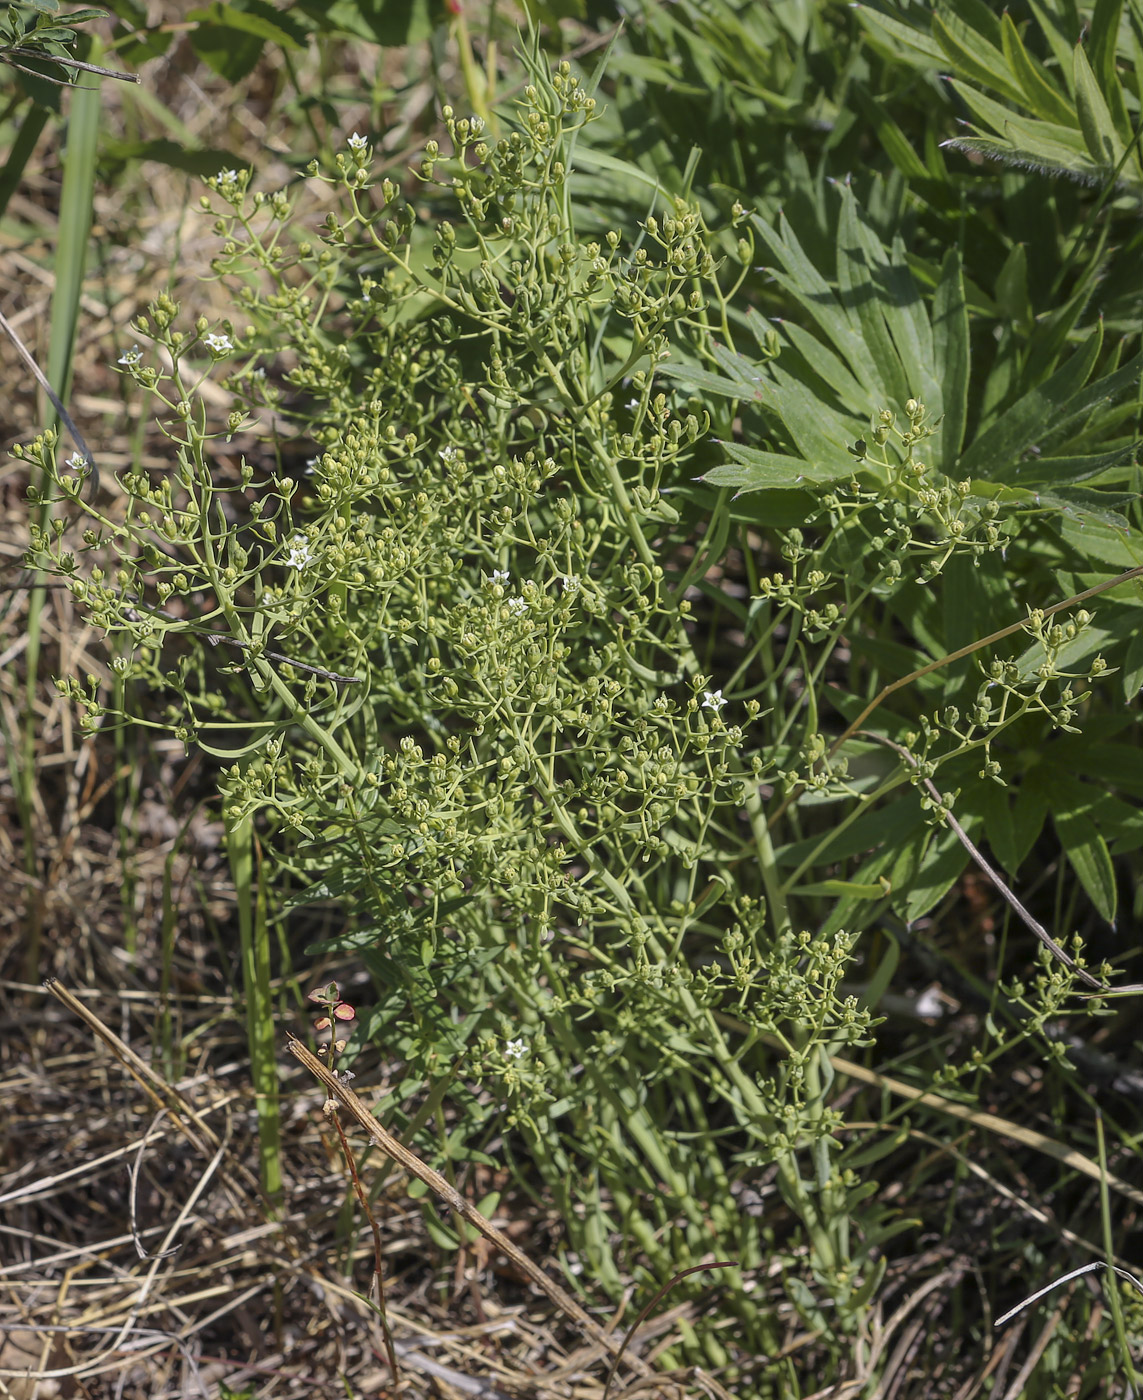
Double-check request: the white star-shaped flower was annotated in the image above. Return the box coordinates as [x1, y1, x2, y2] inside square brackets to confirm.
[64, 452, 87, 471]
[504, 1039, 527, 1059]
[702, 689, 726, 711]
[117, 345, 142, 367]
[347, 132, 368, 151]
[285, 536, 313, 570]
[507, 595, 529, 615]
[490, 569, 510, 585]
[204, 332, 233, 355]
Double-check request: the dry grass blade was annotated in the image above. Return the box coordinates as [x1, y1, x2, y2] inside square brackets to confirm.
[44, 976, 221, 1155]
[286, 1032, 660, 1385]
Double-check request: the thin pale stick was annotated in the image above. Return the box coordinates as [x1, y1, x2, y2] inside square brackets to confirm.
[861, 732, 1143, 994]
[286, 1033, 656, 1381]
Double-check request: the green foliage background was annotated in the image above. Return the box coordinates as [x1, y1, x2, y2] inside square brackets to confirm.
[14, 0, 1143, 1394]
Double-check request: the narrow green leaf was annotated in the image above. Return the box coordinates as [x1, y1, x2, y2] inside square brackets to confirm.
[995, 243, 1032, 329]
[932, 12, 1027, 106]
[46, 53, 101, 412]
[947, 80, 1091, 165]
[853, 4, 945, 65]
[1029, 0, 1082, 78]
[1001, 12, 1078, 125]
[1054, 809, 1118, 923]
[852, 84, 930, 180]
[792, 879, 890, 898]
[1073, 41, 1127, 170]
[0, 101, 50, 222]
[932, 248, 970, 473]
[1089, 0, 1132, 142]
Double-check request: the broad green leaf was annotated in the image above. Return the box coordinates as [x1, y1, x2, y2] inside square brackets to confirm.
[186, 1, 306, 47]
[901, 822, 972, 924]
[100, 138, 249, 178]
[1054, 808, 1118, 923]
[296, 0, 436, 42]
[996, 445, 1138, 490]
[1123, 625, 1143, 701]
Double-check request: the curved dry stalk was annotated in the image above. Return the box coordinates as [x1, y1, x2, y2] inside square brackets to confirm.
[286, 1032, 658, 1384]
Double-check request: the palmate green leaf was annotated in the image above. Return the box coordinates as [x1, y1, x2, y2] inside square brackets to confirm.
[836, 186, 911, 408]
[752, 212, 878, 398]
[959, 325, 1143, 479]
[701, 444, 831, 494]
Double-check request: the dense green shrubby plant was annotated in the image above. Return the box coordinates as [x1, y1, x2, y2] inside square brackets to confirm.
[23, 52, 891, 1375]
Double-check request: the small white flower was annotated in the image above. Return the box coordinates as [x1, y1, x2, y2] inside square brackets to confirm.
[504, 1039, 527, 1059]
[561, 574, 580, 593]
[204, 332, 233, 355]
[439, 445, 459, 463]
[217, 168, 240, 184]
[347, 132, 368, 151]
[64, 452, 86, 471]
[702, 689, 726, 711]
[117, 345, 142, 368]
[914, 987, 944, 1019]
[490, 568, 510, 585]
[625, 397, 639, 410]
[507, 595, 529, 615]
[285, 536, 313, 570]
